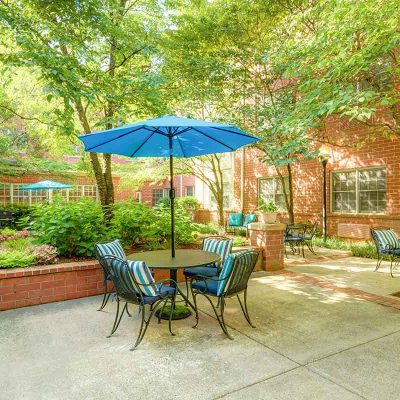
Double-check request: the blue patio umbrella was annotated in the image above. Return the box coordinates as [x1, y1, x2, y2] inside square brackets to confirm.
[78, 115, 259, 257]
[20, 180, 73, 190]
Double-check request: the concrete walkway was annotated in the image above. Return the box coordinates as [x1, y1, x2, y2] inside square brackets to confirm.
[2, 252, 400, 399]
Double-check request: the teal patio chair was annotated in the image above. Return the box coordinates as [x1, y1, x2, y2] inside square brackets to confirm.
[225, 212, 243, 234]
[190, 249, 259, 339]
[371, 227, 400, 277]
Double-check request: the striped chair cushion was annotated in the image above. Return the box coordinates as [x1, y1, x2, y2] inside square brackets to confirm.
[203, 238, 233, 264]
[217, 251, 254, 296]
[95, 240, 126, 260]
[128, 260, 158, 297]
[373, 229, 399, 250]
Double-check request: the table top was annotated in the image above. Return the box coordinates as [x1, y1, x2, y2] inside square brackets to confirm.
[127, 249, 220, 269]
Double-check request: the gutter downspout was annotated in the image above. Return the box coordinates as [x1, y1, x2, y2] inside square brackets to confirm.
[241, 148, 245, 212]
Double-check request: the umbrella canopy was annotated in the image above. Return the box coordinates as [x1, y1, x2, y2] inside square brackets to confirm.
[79, 115, 259, 257]
[20, 180, 73, 191]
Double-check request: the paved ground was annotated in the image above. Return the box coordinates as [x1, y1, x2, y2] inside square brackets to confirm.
[2, 250, 400, 399]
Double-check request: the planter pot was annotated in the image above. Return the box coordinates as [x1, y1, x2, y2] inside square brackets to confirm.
[257, 212, 278, 224]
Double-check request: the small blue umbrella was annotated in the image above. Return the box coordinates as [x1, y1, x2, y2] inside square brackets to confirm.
[20, 180, 73, 190]
[79, 115, 259, 257]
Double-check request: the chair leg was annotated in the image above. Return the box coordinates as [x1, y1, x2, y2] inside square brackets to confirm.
[306, 240, 317, 255]
[126, 304, 132, 317]
[168, 294, 176, 336]
[130, 299, 165, 351]
[108, 300, 127, 338]
[184, 275, 189, 306]
[390, 257, 394, 278]
[237, 289, 255, 328]
[98, 279, 110, 311]
[375, 254, 383, 272]
[158, 298, 168, 324]
[191, 289, 199, 328]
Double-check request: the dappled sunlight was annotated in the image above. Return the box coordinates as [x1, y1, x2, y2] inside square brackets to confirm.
[251, 275, 362, 305]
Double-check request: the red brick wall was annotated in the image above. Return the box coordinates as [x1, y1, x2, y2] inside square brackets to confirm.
[232, 126, 400, 236]
[0, 261, 186, 311]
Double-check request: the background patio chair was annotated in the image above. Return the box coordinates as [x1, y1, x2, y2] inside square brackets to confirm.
[102, 254, 177, 350]
[284, 224, 307, 257]
[242, 213, 257, 238]
[190, 249, 259, 339]
[370, 227, 400, 277]
[225, 212, 243, 234]
[184, 236, 233, 300]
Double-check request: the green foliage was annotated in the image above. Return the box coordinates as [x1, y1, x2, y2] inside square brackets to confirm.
[29, 198, 106, 257]
[0, 251, 36, 268]
[176, 196, 200, 214]
[191, 223, 220, 235]
[257, 199, 278, 213]
[232, 236, 249, 247]
[111, 200, 197, 249]
[0, 203, 32, 228]
[314, 235, 388, 260]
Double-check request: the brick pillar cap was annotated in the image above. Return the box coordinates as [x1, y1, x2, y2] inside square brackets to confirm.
[248, 222, 286, 231]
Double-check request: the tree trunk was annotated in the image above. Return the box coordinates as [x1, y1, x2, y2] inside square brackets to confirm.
[277, 165, 294, 224]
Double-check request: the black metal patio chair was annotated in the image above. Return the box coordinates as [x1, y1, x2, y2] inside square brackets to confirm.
[370, 227, 400, 277]
[284, 224, 307, 257]
[102, 254, 178, 350]
[183, 235, 233, 301]
[303, 221, 319, 255]
[190, 249, 259, 339]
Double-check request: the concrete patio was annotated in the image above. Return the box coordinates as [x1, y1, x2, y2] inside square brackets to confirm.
[2, 251, 400, 400]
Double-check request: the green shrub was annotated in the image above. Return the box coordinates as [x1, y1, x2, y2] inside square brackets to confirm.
[232, 236, 249, 247]
[111, 201, 155, 245]
[0, 251, 36, 268]
[30, 198, 106, 257]
[191, 223, 220, 235]
[176, 196, 200, 213]
[0, 203, 32, 229]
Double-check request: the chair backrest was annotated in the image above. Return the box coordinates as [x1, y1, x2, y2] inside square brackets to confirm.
[94, 240, 126, 276]
[371, 228, 399, 251]
[217, 250, 259, 297]
[102, 254, 141, 304]
[243, 214, 257, 228]
[202, 236, 233, 265]
[307, 221, 319, 237]
[227, 212, 243, 227]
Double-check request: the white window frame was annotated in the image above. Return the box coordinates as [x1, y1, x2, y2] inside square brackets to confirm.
[258, 176, 289, 211]
[330, 166, 387, 215]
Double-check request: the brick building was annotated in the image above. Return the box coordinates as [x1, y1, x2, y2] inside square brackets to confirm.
[225, 121, 400, 239]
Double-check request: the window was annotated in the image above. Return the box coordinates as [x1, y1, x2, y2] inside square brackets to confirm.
[12, 184, 30, 204]
[258, 177, 289, 210]
[185, 186, 194, 197]
[0, 183, 98, 204]
[332, 168, 386, 214]
[152, 188, 169, 206]
[0, 183, 11, 204]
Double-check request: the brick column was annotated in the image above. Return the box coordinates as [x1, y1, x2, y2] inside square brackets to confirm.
[248, 223, 285, 271]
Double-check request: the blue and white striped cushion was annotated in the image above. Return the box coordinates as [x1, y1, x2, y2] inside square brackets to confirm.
[217, 253, 236, 296]
[95, 240, 126, 260]
[217, 251, 254, 296]
[203, 238, 233, 264]
[374, 229, 399, 250]
[128, 260, 158, 297]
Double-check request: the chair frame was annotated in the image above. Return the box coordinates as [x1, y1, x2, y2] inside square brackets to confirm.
[102, 254, 178, 350]
[370, 227, 400, 278]
[190, 250, 259, 339]
[284, 222, 318, 258]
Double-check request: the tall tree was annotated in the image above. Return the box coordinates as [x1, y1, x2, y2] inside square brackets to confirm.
[0, 0, 166, 215]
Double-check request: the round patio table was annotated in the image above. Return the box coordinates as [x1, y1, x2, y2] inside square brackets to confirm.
[127, 249, 220, 319]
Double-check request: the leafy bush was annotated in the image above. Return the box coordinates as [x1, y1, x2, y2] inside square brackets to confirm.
[232, 236, 249, 247]
[0, 228, 29, 243]
[111, 201, 155, 245]
[0, 251, 36, 268]
[33, 244, 58, 265]
[111, 200, 197, 249]
[191, 223, 220, 235]
[0, 203, 32, 228]
[257, 198, 278, 213]
[29, 198, 106, 257]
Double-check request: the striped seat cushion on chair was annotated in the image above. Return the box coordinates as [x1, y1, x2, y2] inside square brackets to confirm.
[95, 240, 126, 260]
[128, 261, 158, 297]
[373, 229, 399, 250]
[203, 238, 233, 264]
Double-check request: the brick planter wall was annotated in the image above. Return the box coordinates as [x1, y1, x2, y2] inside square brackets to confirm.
[0, 260, 187, 312]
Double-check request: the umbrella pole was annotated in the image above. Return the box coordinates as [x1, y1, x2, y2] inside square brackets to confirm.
[169, 136, 175, 258]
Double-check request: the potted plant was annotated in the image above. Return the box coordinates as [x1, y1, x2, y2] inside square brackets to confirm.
[257, 198, 278, 223]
